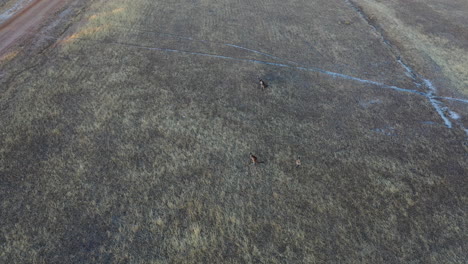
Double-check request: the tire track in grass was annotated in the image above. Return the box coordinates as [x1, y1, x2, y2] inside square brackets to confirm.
[424, 79, 452, 128]
[224, 44, 301, 66]
[396, 58, 456, 128]
[38, 32, 427, 97]
[344, 0, 467, 133]
[102, 21, 408, 84]
[434, 97, 468, 104]
[34, 31, 468, 135]
[106, 23, 301, 66]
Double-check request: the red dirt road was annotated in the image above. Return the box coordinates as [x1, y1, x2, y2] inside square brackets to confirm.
[0, 0, 66, 55]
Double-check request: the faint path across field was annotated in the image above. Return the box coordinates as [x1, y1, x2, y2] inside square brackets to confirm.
[0, 0, 65, 55]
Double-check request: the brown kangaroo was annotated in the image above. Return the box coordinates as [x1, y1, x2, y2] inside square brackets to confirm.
[295, 157, 301, 168]
[249, 153, 264, 165]
[259, 79, 268, 90]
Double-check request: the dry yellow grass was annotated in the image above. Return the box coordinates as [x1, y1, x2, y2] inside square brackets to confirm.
[0, 0, 467, 263]
[353, 0, 468, 96]
[0, 49, 19, 63]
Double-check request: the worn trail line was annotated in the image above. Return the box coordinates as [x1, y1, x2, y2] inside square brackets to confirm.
[106, 24, 468, 102]
[436, 97, 468, 104]
[344, 0, 466, 132]
[106, 24, 302, 66]
[33, 32, 468, 133]
[38, 32, 428, 97]
[0, 0, 67, 55]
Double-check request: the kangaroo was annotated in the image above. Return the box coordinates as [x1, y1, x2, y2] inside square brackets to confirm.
[295, 157, 301, 168]
[259, 79, 268, 90]
[249, 153, 264, 165]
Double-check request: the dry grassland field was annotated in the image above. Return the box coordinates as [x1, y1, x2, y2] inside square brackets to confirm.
[0, 0, 467, 263]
